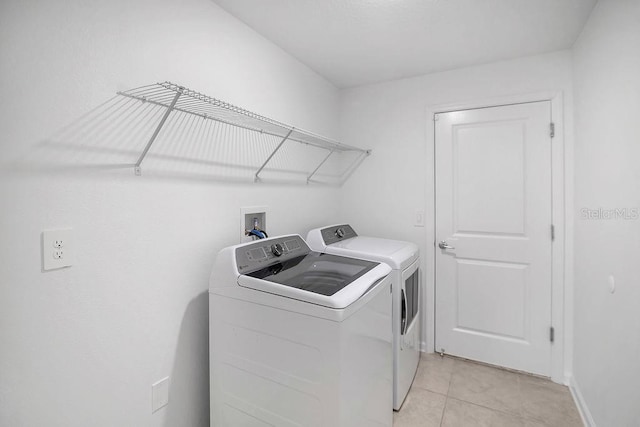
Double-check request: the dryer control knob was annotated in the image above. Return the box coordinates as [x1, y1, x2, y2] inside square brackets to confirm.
[335, 227, 345, 238]
[271, 243, 284, 257]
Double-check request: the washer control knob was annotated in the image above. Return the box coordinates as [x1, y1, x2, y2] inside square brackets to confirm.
[271, 243, 284, 257]
[335, 227, 345, 238]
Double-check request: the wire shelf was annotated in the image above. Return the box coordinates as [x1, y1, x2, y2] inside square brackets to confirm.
[117, 82, 371, 183]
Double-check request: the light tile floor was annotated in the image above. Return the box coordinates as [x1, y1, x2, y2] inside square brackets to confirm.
[393, 353, 584, 427]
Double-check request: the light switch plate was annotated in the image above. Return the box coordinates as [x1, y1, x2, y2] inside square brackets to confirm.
[414, 209, 425, 227]
[42, 229, 74, 270]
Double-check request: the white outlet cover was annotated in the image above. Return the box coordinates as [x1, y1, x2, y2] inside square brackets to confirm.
[152, 377, 169, 413]
[414, 209, 425, 227]
[42, 229, 74, 271]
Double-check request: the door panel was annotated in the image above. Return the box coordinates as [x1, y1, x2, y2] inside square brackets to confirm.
[435, 101, 552, 376]
[456, 122, 525, 235]
[456, 259, 527, 339]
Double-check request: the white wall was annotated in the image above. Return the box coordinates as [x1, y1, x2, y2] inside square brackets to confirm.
[0, 1, 341, 426]
[572, 1, 640, 426]
[338, 50, 574, 373]
[6, 1, 638, 426]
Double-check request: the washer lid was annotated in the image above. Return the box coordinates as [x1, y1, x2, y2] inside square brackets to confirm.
[246, 252, 377, 295]
[235, 234, 392, 308]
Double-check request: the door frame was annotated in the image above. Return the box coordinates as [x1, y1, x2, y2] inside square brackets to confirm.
[423, 91, 571, 384]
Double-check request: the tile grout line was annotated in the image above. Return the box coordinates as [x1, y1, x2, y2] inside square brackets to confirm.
[445, 396, 525, 421]
[413, 354, 582, 427]
[439, 395, 449, 427]
[438, 358, 453, 427]
[448, 358, 524, 423]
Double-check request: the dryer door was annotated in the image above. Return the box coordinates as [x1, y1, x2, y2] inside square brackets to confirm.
[400, 259, 420, 341]
[395, 258, 421, 410]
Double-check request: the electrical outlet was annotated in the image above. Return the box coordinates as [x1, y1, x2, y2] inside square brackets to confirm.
[151, 377, 169, 413]
[42, 229, 74, 270]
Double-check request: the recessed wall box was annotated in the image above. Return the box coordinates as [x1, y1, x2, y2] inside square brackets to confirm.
[240, 206, 269, 243]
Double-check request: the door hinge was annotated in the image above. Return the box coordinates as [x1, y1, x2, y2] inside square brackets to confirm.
[550, 327, 555, 343]
[551, 224, 555, 241]
[550, 122, 555, 138]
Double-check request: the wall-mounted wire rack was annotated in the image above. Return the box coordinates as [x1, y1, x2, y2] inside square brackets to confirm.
[116, 82, 371, 183]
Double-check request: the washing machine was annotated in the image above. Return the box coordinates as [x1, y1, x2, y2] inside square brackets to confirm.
[306, 224, 420, 410]
[209, 234, 393, 426]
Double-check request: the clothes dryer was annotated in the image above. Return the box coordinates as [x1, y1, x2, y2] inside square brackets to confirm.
[307, 224, 420, 410]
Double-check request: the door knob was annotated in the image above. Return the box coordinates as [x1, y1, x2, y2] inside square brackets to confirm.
[438, 240, 455, 250]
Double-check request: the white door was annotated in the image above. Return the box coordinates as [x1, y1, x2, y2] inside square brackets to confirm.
[434, 101, 553, 376]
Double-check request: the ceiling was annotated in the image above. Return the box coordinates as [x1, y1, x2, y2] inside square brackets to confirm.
[212, 0, 597, 88]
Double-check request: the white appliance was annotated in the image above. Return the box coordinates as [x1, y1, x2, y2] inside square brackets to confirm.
[209, 234, 393, 427]
[306, 225, 420, 410]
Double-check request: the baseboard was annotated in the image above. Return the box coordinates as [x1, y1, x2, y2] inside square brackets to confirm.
[569, 376, 597, 427]
[420, 340, 433, 353]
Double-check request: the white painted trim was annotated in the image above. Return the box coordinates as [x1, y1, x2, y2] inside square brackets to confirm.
[570, 376, 597, 427]
[549, 93, 571, 385]
[423, 91, 572, 384]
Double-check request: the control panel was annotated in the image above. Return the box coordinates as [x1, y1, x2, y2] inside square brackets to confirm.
[320, 224, 358, 246]
[235, 235, 311, 274]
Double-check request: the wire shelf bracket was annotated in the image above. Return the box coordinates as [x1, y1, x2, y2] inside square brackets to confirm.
[132, 86, 184, 176]
[307, 150, 334, 183]
[254, 128, 294, 182]
[117, 81, 372, 183]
